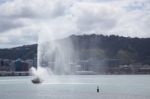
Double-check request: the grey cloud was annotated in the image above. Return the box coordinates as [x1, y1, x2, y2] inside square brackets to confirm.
[0, 38, 36, 48]
[73, 4, 118, 33]
[0, 0, 72, 19]
[0, 31, 38, 48]
[0, 0, 13, 5]
[77, 15, 117, 32]
[140, 15, 150, 35]
[0, 18, 24, 33]
[9, 6, 65, 19]
[124, 0, 148, 12]
[0, 0, 150, 48]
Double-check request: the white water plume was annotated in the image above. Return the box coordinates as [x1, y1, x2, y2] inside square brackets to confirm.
[31, 29, 76, 80]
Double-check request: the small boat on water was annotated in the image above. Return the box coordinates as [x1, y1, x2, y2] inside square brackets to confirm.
[32, 77, 43, 84]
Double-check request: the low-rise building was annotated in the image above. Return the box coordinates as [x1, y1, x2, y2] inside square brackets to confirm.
[13, 59, 29, 71]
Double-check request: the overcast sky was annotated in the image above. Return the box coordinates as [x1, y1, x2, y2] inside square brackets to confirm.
[0, 0, 150, 48]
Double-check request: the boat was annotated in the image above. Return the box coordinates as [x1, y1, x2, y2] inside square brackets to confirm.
[31, 77, 43, 84]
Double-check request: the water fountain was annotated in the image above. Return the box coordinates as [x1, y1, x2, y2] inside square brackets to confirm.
[31, 31, 76, 83]
[29, 0, 80, 83]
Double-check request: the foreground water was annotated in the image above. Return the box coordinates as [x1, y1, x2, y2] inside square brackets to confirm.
[0, 75, 150, 99]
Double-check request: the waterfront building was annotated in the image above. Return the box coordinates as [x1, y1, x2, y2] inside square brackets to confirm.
[13, 59, 29, 71]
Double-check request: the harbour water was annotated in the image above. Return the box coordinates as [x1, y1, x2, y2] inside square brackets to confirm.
[0, 75, 150, 99]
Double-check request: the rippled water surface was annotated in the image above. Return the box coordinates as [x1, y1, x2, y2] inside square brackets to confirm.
[0, 75, 150, 99]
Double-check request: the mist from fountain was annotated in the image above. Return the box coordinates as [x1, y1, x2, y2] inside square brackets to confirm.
[31, 31, 77, 82]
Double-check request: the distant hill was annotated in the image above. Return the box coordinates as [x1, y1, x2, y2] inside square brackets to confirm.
[71, 34, 150, 65]
[0, 44, 37, 60]
[0, 34, 150, 65]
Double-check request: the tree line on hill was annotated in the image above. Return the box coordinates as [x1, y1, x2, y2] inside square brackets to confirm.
[0, 34, 150, 65]
[71, 34, 150, 65]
